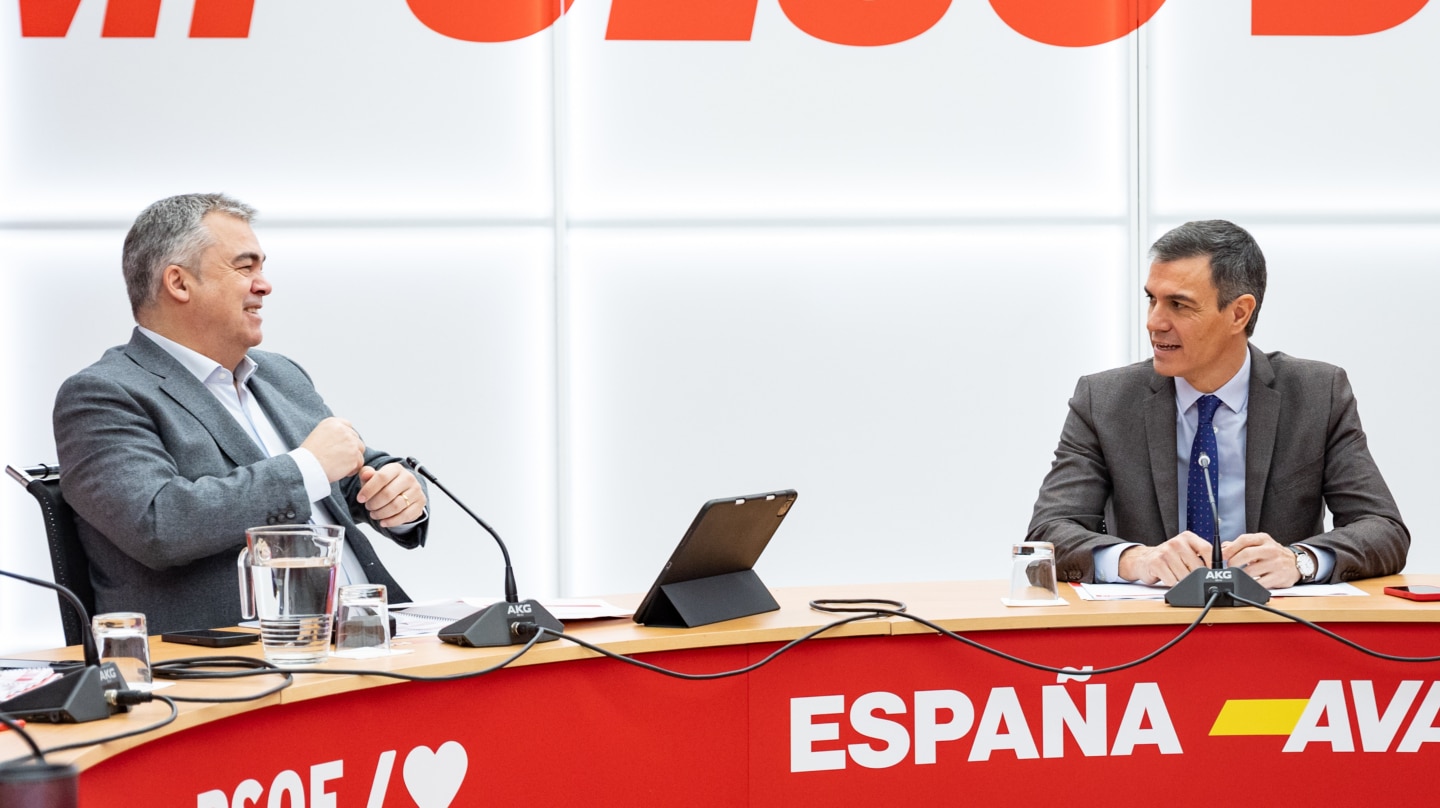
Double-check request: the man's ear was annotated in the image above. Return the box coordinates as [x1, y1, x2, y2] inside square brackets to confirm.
[1229, 293, 1256, 334]
[159, 264, 193, 303]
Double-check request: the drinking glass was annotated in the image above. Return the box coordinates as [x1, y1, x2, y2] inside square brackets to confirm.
[92, 611, 151, 688]
[334, 584, 390, 653]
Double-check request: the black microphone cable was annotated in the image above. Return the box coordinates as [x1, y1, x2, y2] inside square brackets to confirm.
[812, 594, 1222, 677]
[0, 694, 179, 765]
[1230, 593, 1440, 662]
[2, 622, 537, 763]
[148, 592, 1225, 686]
[808, 590, 1440, 676]
[3, 614, 877, 765]
[810, 598, 908, 614]
[150, 630, 549, 685]
[533, 611, 899, 681]
[0, 713, 44, 762]
[144, 612, 884, 685]
[31, 586, 1440, 766]
[150, 656, 294, 702]
[529, 593, 1222, 681]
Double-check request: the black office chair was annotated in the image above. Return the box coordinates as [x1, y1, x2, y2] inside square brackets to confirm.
[6, 463, 94, 647]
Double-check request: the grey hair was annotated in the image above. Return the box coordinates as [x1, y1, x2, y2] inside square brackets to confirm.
[1149, 219, 1266, 337]
[122, 193, 257, 317]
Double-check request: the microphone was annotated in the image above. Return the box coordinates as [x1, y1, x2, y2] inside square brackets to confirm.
[402, 458, 563, 647]
[1199, 453, 1223, 569]
[1164, 451, 1270, 608]
[0, 569, 129, 723]
[0, 570, 98, 667]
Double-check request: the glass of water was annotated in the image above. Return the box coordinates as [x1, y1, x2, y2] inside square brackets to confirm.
[334, 584, 390, 654]
[91, 612, 151, 689]
[238, 524, 343, 665]
[1006, 541, 1061, 605]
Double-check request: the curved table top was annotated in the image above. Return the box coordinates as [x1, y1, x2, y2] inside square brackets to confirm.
[5, 573, 1439, 769]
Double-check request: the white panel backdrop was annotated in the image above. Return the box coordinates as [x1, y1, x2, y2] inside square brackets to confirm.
[564, 227, 1129, 596]
[2, 0, 1437, 653]
[564, 0, 1130, 219]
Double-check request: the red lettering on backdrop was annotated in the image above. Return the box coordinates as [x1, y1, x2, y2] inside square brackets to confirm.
[607, 0, 758, 41]
[100, 0, 160, 37]
[777, 0, 951, 46]
[190, 0, 255, 37]
[17, 0, 83, 36]
[18, 0, 252, 37]
[989, 0, 1167, 47]
[13, 0, 1434, 41]
[406, 0, 575, 43]
[1253, 0, 1430, 35]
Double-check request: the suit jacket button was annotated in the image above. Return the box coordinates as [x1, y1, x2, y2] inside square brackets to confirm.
[266, 515, 277, 525]
[285, 509, 296, 520]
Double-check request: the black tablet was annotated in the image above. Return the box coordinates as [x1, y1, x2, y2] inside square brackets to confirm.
[632, 489, 797, 628]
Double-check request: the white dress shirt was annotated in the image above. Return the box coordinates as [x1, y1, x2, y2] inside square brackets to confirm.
[137, 327, 371, 585]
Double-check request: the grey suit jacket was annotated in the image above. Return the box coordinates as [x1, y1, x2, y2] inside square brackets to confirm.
[54, 329, 427, 634]
[1027, 344, 1408, 584]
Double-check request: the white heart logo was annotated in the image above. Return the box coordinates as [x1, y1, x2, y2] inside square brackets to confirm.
[402, 741, 469, 808]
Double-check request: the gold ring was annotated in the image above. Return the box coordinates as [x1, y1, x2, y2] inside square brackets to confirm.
[401, 492, 412, 507]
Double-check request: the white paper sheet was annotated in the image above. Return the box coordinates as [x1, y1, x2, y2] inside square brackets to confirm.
[1072, 581, 1367, 601]
[392, 598, 633, 637]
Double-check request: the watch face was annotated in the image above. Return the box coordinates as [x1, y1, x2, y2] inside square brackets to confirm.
[1294, 547, 1316, 578]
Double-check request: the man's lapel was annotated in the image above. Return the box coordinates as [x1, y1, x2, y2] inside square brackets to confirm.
[1245, 345, 1279, 533]
[124, 329, 266, 468]
[1146, 373, 1180, 539]
[248, 363, 355, 528]
[247, 370, 305, 451]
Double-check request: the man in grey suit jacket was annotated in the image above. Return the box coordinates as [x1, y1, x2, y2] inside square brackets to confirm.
[54, 193, 430, 634]
[1028, 220, 1407, 587]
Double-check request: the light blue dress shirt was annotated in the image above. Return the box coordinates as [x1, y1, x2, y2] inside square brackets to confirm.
[1175, 351, 1250, 544]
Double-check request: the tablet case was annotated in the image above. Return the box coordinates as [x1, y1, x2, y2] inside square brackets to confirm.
[633, 489, 797, 628]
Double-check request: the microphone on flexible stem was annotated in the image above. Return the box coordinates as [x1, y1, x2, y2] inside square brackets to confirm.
[402, 458, 563, 647]
[1164, 452, 1270, 608]
[0, 569, 130, 723]
[1200, 453, 1224, 570]
[0, 569, 98, 667]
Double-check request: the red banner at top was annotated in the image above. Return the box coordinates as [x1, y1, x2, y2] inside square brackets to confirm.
[16, 0, 1435, 42]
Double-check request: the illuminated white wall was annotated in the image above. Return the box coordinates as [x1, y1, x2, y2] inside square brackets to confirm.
[564, 227, 1129, 595]
[564, 1, 1129, 219]
[3, 0, 1437, 653]
[1143, 0, 1439, 577]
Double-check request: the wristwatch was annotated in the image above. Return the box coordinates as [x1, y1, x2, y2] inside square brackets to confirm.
[1292, 545, 1318, 584]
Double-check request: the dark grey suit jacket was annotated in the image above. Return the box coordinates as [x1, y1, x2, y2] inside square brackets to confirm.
[1027, 344, 1408, 584]
[54, 329, 427, 634]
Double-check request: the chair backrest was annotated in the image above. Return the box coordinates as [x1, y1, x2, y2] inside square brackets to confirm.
[5, 463, 94, 647]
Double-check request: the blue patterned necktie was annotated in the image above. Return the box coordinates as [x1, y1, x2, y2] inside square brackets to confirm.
[1187, 394, 1222, 543]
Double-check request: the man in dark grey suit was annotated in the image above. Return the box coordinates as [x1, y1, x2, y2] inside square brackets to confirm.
[1028, 220, 1407, 588]
[55, 193, 430, 634]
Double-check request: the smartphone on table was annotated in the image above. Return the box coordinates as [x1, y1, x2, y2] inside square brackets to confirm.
[160, 628, 260, 647]
[1383, 585, 1440, 602]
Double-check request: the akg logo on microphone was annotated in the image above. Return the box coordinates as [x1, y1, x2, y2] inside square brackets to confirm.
[1206, 570, 1234, 581]
[507, 603, 533, 616]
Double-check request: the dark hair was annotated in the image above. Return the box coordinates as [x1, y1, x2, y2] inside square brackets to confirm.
[122, 193, 256, 317]
[1149, 220, 1266, 336]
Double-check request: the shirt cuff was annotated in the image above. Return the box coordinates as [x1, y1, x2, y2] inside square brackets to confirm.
[389, 510, 429, 534]
[1296, 543, 1335, 583]
[287, 447, 334, 503]
[1094, 542, 1141, 583]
